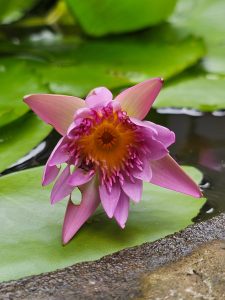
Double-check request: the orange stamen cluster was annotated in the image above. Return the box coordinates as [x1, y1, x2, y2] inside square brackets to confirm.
[77, 108, 137, 176]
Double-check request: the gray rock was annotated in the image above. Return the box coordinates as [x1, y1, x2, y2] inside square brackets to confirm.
[1, 213, 225, 299]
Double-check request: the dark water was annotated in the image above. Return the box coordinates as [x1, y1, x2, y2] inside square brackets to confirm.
[2, 109, 225, 222]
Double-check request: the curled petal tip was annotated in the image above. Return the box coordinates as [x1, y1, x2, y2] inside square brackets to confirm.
[150, 154, 203, 198]
[23, 94, 32, 101]
[62, 234, 71, 245]
[115, 78, 163, 120]
[196, 189, 204, 198]
[118, 222, 126, 229]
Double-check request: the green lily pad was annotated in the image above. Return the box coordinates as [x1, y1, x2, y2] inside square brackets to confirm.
[154, 76, 225, 111]
[0, 112, 51, 173]
[0, 58, 48, 128]
[0, 0, 39, 24]
[0, 25, 205, 98]
[0, 166, 205, 282]
[37, 28, 205, 96]
[40, 64, 129, 97]
[170, 0, 225, 74]
[65, 0, 178, 36]
[203, 44, 225, 75]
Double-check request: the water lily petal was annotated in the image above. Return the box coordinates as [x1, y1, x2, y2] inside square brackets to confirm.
[114, 192, 130, 229]
[68, 168, 95, 187]
[133, 158, 152, 182]
[47, 137, 70, 167]
[99, 182, 121, 218]
[115, 78, 163, 120]
[122, 178, 143, 203]
[42, 137, 68, 186]
[132, 117, 175, 148]
[140, 126, 169, 160]
[86, 87, 113, 108]
[42, 165, 60, 186]
[144, 121, 175, 147]
[74, 107, 92, 120]
[62, 178, 100, 244]
[51, 166, 74, 204]
[150, 154, 202, 197]
[24, 94, 85, 135]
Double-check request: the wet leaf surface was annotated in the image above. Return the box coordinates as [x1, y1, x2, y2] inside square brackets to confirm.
[155, 76, 225, 111]
[0, 58, 48, 128]
[0, 166, 205, 282]
[0, 113, 51, 173]
[170, 0, 225, 75]
[65, 0, 177, 36]
[37, 27, 205, 96]
[0, 0, 39, 24]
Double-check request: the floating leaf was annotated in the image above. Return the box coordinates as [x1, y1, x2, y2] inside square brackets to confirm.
[0, 166, 205, 282]
[40, 64, 129, 97]
[203, 44, 225, 75]
[170, 0, 225, 74]
[0, 0, 39, 24]
[0, 113, 51, 173]
[155, 76, 225, 111]
[37, 28, 205, 96]
[0, 25, 205, 98]
[65, 0, 178, 36]
[0, 58, 48, 128]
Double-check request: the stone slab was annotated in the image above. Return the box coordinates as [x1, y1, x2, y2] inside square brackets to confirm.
[0, 213, 225, 299]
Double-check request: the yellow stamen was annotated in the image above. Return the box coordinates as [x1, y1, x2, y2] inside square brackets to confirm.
[77, 112, 136, 173]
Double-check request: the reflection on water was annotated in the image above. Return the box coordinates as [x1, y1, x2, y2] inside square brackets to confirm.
[2, 109, 225, 222]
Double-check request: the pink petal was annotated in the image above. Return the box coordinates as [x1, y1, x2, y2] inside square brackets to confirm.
[122, 178, 143, 203]
[115, 78, 163, 120]
[85, 87, 113, 108]
[99, 182, 121, 218]
[68, 168, 95, 187]
[47, 137, 70, 166]
[144, 121, 175, 147]
[133, 158, 152, 182]
[140, 126, 168, 160]
[132, 118, 168, 160]
[74, 107, 92, 120]
[114, 192, 130, 229]
[24, 94, 85, 136]
[51, 166, 74, 204]
[42, 165, 60, 186]
[150, 154, 202, 198]
[62, 178, 100, 244]
[42, 137, 68, 186]
[131, 117, 175, 148]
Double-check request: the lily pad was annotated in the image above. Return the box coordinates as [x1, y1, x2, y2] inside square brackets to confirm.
[0, 25, 205, 98]
[37, 28, 205, 96]
[0, 112, 51, 173]
[0, 0, 39, 24]
[0, 166, 205, 282]
[170, 0, 225, 74]
[65, 0, 177, 36]
[0, 58, 48, 128]
[40, 64, 129, 97]
[154, 76, 225, 111]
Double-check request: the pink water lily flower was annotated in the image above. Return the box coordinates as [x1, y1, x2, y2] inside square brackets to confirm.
[24, 78, 202, 244]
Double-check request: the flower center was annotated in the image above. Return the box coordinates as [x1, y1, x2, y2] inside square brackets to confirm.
[76, 107, 137, 175]
[100, 131, 114, 145]
[95, 124, 119, 151]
